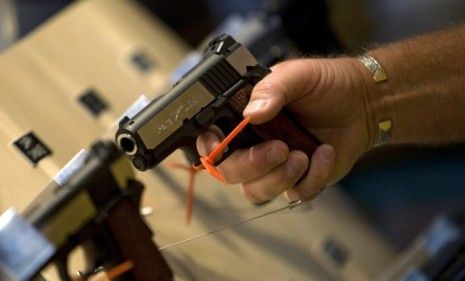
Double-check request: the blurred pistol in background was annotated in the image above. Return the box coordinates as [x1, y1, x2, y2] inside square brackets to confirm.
[0, 142, 172, 281]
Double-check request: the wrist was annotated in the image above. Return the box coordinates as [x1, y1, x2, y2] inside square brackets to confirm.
[348, 55, 394, 150]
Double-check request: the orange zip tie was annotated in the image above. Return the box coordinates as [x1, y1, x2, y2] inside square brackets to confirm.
[168, 162, 199, 224]
[106, 260, 135, 280]
[195, 116, 251, 182]
[168, 116, 251, 225]
[72, 260, 134, 281]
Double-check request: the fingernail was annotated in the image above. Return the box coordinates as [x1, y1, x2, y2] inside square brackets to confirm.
[289, 154, 308, 173]
[285, 191, 303, 202]
[241, 185, 261, 203]
[267, 147, 287, 165]
[243, 99, 268, 116]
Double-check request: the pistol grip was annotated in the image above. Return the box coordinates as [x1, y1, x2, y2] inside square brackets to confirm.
[105, 197, 173, 281]
[227, 83, 321, 160]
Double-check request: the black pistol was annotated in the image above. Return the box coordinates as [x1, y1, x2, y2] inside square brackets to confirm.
[115, 34, 320, 172]
[0, 142, 172, 281]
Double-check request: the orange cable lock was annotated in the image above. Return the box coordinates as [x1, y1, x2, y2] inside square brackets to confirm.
[106, 260, 135, 279]
[171, 116, 251, 224]
[168, 162, 199, 224]
[195, 116, 251, 181]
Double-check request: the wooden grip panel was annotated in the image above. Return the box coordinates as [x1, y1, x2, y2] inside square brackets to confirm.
[228, 83, 321, 158]
[106, 199, 173, 281]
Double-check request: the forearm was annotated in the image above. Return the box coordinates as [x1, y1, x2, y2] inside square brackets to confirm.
[360, 24, 465, 146]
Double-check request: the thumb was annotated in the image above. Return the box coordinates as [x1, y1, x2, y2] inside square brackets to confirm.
[243, 59, 323, 124]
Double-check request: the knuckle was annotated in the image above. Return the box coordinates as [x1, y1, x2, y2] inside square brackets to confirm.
[216, 163, 237, 185]
[249, 147, 272, 174]
[218, 151, 259, 184]
[254, 141, 288, 168]
[287, 154, 309, 178]
[218, 150, 257, 184]
[283, 163, 301, 183]
[254, 80, 287, 104]
[254, 80, 279, 93]
[241, 150, 259, 180]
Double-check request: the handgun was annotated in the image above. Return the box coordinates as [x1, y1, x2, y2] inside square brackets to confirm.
[0, 142, 172, 281]
[115, 34, 320, 172]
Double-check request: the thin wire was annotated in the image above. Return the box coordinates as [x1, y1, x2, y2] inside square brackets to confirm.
[158, 200, 305, 251]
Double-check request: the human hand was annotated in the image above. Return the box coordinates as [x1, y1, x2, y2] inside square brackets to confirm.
[197, 57, 375, 203]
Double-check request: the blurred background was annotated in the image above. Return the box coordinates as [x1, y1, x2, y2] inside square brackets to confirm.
[2, 0, 465, 252]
